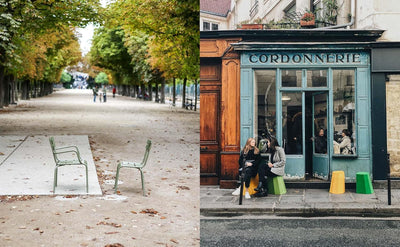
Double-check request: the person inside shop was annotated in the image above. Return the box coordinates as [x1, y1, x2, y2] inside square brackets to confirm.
[333, 129, 352, 154]
[232, 138, 261, 199]
[253, 136, 286, 197]
[313, 128, 327, 154]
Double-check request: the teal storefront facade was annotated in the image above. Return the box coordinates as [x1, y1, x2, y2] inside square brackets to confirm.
[234, 44, 373, 182]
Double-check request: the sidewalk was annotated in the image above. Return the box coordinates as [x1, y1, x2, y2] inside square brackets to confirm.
[201, 185, 400, 217]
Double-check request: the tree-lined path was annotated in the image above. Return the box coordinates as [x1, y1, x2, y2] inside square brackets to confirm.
[0, 89, 199, 246]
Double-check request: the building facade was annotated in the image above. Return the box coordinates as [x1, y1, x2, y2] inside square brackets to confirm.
[200, 0, 400, 188]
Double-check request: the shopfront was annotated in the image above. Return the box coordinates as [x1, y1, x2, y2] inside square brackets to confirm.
[236, 48, 371, 181]
[200, 30, 386, 188]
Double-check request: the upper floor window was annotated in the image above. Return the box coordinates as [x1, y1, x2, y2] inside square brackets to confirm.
[203, 21, 218, 31]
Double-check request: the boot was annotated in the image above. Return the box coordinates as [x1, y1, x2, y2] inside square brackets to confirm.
[254, 187, 268, 197]
[254, 182, 263, 191]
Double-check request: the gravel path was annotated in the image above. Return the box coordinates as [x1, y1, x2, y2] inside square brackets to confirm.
[0, 89, 200, 246]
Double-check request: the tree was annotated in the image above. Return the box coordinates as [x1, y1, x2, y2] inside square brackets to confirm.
[0, 0, 101, 107]
[95, 72, 109, 84]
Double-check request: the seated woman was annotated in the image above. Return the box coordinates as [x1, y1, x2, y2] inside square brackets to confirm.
[254, 136, 286, 197]
[237, 137, 261, 199]
[333, 129, 352, 154]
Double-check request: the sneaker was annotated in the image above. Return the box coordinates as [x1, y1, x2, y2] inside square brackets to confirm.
[232, 187, 241, 196]
[245, 192, 251, 199]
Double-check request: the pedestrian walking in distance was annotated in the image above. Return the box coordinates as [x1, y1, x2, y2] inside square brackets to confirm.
[93, 86, 98, 102]
[112, 86, 116, 98]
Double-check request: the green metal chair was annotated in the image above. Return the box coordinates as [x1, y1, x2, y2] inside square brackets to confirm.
[114, 140, 152, 196]
[49, 137, 88, 193]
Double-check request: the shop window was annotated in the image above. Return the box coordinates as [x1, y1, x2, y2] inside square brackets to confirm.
[332, 70, 356, 155]
[282, 69, 302, 87]
[282, 92, 303, 155]
[307, 69, 327, 87]
[256, 70, 276, 143]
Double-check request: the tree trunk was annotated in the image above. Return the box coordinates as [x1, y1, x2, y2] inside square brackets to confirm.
[10, 75, 16, 104]
[3, 75, 10, 107]
[39, 81, 45, 97]
[32, 81, 37, 98]
[161, 78, 165, 104]
[194, 79, 198, 111]
[148, 83, 152, 101]
[20, 80, 30, 100]
[182, 78, 187, 109]
[173, 78, 176, 106]
[0, 66, 4, 108]
[155, 82, 159, 103]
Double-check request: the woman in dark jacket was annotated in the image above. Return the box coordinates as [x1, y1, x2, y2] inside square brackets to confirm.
[254, 136, 286, 197]
[238, 137, 261, 199]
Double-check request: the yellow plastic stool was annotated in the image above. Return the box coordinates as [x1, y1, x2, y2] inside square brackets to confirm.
[329, 170, 345, 194]
[243, 174, 259, 195]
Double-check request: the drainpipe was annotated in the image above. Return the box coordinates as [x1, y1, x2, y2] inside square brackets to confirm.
[320, 0, 355, 29]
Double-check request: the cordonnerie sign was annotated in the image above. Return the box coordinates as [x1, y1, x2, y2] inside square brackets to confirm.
[244, 52, 368, 66]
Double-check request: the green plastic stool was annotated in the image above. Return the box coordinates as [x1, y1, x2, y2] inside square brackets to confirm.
[267, 176, 287, 195]
[356, 172, 374, 194]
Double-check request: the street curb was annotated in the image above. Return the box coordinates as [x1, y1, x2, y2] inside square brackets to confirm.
[200, 206, 400, 217]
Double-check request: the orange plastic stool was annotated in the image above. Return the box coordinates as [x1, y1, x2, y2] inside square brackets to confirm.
[329, 170, 345, 194]
[243, 174, 259, 195]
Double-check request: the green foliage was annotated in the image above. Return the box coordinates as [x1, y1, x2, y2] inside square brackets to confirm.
[95, 72, 109, 84]
[0, 0, 100, 75]
[60, 71, 72, 83]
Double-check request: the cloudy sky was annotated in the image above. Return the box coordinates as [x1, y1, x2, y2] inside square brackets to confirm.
[77, 0, 111, 56]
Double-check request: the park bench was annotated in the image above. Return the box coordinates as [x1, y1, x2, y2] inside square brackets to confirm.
[49, 137, 88, 193]
[114, 140, 152, 196]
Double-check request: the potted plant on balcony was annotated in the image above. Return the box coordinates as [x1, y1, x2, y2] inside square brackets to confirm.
[238, 18, 264, 30]
[300, 12, 315, 27]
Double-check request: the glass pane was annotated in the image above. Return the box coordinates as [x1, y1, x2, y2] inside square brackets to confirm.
[282, 70, 302, 87]
[203, 22, 210, 31]
[314, 93, 327, 154]
[256, 70, 276, 146]
[282, 92, 303, 154]
[307, 70, 327, 87]
[211, 23, 218, 30]
[333, 70, 356, 155]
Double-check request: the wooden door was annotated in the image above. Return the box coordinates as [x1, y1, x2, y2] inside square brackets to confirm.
[200, 62, 221, 185]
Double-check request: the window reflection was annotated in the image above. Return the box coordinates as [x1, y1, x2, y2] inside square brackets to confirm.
[307, 70, 327, 87]
[282, 70, 302, 87]
[332, 70, 356, 155]
[282, 92, 303, 154]
[256, 70, 276, 143]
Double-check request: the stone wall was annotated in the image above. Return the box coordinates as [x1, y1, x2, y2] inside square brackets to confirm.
[387, 74, 400, 176]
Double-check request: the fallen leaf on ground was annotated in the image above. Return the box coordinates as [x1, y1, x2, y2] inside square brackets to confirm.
[104, 232, 120, 235]
[140, 209, 158, 215]
[97, 221, 122, 228]
[104, 243, 124, 247]
[170, 239, 179, 244]
[130, 211, 137, 214]
[177, 186, 190, 190]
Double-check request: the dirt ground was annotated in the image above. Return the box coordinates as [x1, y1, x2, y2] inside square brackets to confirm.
[0, 89, 200, 247]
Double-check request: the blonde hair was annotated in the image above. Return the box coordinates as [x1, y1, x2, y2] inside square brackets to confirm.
[243, 138, 259, 155]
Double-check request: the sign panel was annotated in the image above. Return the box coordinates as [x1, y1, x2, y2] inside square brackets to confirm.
[242, 51, 369, 66]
